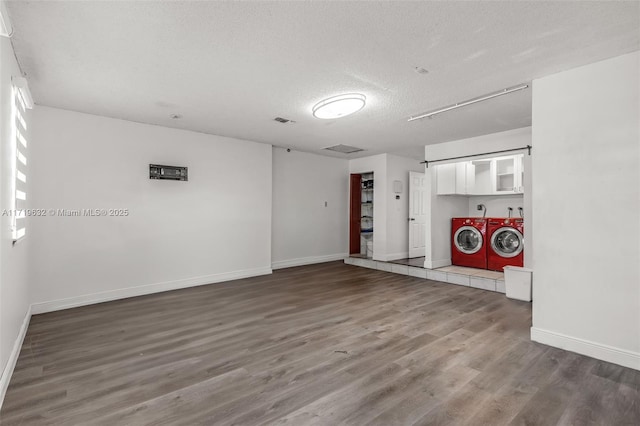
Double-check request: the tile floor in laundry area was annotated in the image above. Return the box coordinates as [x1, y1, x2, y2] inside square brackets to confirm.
[344, 257, 506, 293]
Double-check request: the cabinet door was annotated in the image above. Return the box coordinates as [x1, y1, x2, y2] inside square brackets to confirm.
[470, 159, 492, 195]
[465, 162, 476, 194]
[494, 156, 518, 194]
[516, 154, 524, 193]
[437, 162, 476, 195]
[436, 163, 457, 195]
[455, 163, 467, 194]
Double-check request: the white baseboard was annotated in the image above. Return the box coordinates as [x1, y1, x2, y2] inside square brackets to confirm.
[531, 327, 640, 371]
[0, 306, 31, 410]
[272, 253, 347, 270]
[424, 258, 451, 269]
[31, 267, 273, 315]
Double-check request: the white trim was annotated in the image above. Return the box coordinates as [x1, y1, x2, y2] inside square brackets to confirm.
[31, 267, 272, 315]
[423, 258, 451, 269]
[0, 306, 31, 409]
[271, 253, 347, 270]
[531, 327, 640, 371]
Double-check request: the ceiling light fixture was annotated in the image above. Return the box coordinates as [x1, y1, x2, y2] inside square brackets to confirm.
[408, 84, 529, 122]
[312, 93, 366, 119]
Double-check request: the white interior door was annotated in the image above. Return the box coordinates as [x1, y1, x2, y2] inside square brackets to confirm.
[409, 171, 427, 258]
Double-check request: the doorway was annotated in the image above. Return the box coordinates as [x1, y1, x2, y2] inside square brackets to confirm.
[408, 171, 427, 258]
[349, 172, 374, 257]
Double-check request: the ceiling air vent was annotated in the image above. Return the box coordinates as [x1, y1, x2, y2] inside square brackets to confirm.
[324, 144, 364, 154]
[274, 117, 295, 124]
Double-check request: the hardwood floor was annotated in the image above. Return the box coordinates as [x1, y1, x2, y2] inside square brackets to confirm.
[1, 261, 638, 425]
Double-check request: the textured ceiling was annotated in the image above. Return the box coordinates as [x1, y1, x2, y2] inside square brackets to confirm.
[6, 1, 640, 159]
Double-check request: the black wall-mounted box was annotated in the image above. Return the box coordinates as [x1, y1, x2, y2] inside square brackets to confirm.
[149, 164, 188, 181]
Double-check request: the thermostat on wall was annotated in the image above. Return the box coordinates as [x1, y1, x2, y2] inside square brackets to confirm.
[149, 164, 188, 181]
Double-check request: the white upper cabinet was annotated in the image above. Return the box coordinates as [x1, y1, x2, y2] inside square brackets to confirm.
[494, 155, 524, 194]
[518, 154, 525, 193]
[469, 159, 492, 195]
[436, 154, 524, 196]
[435, 163, 456, 195]
[436, 162, 475, 195]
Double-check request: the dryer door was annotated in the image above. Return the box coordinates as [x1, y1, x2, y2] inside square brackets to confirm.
[453, 226, 483, 254]
[491, 227, 524, 258]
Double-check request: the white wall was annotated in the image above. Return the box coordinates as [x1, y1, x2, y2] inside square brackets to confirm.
[425, 127, 532, 160]
[271, 147, 348, 268]
[424, 127, 532, 268]
[29, 106, 273, 312]
[386, 154, 424, 260]
[349, 154, 387, 261]
[531, 51, 640, 369]
[424, 187, 468, 269]
[467, 195, 523, 219]
[0, 36, 31, 404]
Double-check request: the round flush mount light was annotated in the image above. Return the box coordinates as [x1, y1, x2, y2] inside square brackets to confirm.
[312, 93, 366, 119]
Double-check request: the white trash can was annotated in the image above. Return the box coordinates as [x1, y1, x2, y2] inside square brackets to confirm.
[503, 266, 533, 302]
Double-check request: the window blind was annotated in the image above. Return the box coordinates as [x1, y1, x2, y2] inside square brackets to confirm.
[12, 85, 28, 241]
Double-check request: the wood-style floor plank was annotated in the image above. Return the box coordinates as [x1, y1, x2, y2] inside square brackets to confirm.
[1, 261, 638, 425]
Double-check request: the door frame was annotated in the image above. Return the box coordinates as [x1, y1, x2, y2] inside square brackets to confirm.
[408, 170, 427, 258]
[349, 174, 362, 255]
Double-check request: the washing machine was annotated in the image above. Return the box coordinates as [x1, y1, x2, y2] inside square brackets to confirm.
[487, 218, 524, 271]
[451, 218, 487, 269]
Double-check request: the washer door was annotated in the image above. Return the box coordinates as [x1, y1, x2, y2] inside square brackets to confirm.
[491, 227, 524, 258]
[454, 226, 483, 254]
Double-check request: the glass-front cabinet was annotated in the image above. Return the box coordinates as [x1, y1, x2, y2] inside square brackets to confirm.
[494, 155, 524, 194]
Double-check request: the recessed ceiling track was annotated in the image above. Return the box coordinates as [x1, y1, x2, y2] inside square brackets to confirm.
[408, 84, 529, 122]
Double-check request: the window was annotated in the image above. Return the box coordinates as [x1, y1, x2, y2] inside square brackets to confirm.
[11, 77, 32, 242]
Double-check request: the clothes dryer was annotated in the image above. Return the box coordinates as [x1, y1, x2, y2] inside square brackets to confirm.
[487, 218, 524, 271]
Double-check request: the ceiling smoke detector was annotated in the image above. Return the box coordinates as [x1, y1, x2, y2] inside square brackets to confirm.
[323, 144, 364, 154]
[274, 117, 296, 124]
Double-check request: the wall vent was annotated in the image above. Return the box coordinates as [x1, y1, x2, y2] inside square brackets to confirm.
[324, 144, 364, 154]
[150, 164, 188, 181]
